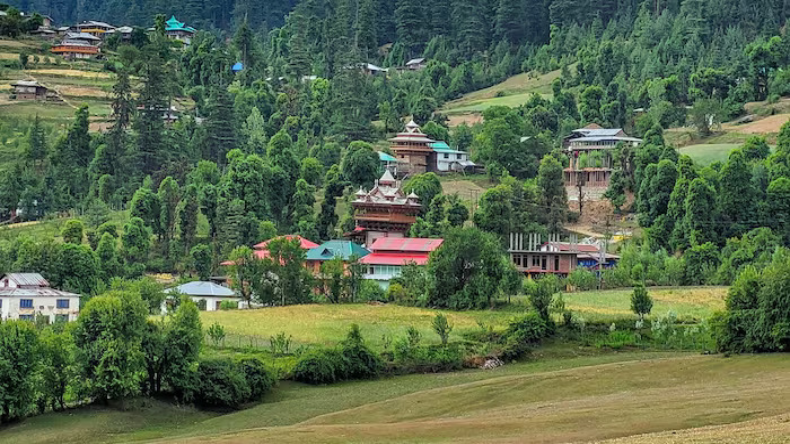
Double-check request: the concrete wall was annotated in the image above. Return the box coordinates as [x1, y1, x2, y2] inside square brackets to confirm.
[1, 296, 80, 322]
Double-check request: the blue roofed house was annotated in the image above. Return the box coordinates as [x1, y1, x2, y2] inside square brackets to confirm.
[430, 141, 476, 173]
[165, 16, 196, 45]
[305, 240, 370, 275]
[165, 281, 240, 312]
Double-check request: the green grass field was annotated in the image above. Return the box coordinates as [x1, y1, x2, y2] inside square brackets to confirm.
[202, 287, 726, 350]
[6, 354, 790, 444]
[678, 143, 743, 165]
[442, 68, 564, 115]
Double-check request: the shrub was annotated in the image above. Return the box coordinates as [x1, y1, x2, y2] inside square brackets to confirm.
[341, 343, 383, 379]
[206, 322, 226, 347]
[195, 358, 251, 409]
[631, 285, 653, 320]
[237, 358, 275, 401]
[292, 349, 346, 385]
[359, 280, 386, 302]
[432, 314, 453, 345]
[567, 269, 597, 291]
[270, 331, 292, 356]
[500, 313, 551, 360]
[219, 300, 238, 310]
[595, 331, 639, 350]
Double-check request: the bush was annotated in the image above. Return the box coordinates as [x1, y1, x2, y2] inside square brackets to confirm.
[194, 358, 252, 409]
[237, 358, 275, 401]
[292, 349, 346, 385]
[340, 343, 383, 379]
[219, 300, 238, 310]
[567, 269, 597, 291]
[595, 331, 639, 349]
[359, 280, 386, 302]
[500, 313, 551, 360]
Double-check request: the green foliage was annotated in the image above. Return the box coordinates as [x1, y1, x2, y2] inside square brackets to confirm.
[207, 322, 227, 347]
[630, 285, 653, 320]
[0, 320, 40, 423]
[525, 275, 560, 322]
[193, 358, 252, 408]
[432, 314, 453, 345]
[500, 313, 550, 361]
[61, 219, 85, 244]
[190, 244, 213, 281]
[270, 332, 292, 357]
[567, 269, 598, 291]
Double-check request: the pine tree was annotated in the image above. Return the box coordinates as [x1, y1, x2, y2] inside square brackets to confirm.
[719, 149, 755, 238]
[25, 114, 47, 168]
[495, 0, 526, 44]
[134, 47, 169, 177]
[205, 85, 237, 165]
[354, 0, 378, 58]
[684, 178, 718, 246]
[177, 184, 200, 254]
[395, 0, 426, 56]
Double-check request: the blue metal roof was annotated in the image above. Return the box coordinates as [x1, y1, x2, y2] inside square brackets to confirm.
[232, 62, 244, 72]
[378, 151, 397, 162]
[430, 141, 466, 154]
[306, 241, 370, 262]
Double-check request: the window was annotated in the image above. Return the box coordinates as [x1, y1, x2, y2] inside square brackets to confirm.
[554, 256, 560, 271]
[19, 315, 34, 321]
[457, 154, 463, 160]
[56, 299, 70, 309]
[369, 266, 375, 275]
[443, 153, 449, 159]
[541, 256, 547, 271]
[532, 255, 539, 267]
[0, 299, 2, 308]
[20, 299, 33, 309]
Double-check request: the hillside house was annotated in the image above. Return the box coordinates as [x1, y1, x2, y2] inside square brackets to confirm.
[390, 120, 435, 175]
[52, 41, 99, 59]
[0, 273, 80, 323]
[12, 80, 48, 100]
[508, 234, 619, 278]
[430, 141, 476, 173]
[252, 235, 319, 260]
[563, 124, 642, 198]
[75, 21, 116, 38]
[305, 240, 370, 275]
[350, 170, 422, 246]
[361, 237, 443, 289]
[107, 26, 134, 41]
[541, 242, 619, 270]
[405, 57, 427, 71]
[165, 16, 196, 45]
[165, 281, 239, 312]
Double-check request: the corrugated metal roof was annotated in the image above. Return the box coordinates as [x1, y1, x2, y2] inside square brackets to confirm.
[360, 252, 430, 266]
[378, 151, 397, 162]
[306, 241, 370, 261]
[167, 281, 236, 297]
[570, 136, 642, 143]
[0, 288, 79, 297]
[369, 237, 444, 253]
[4, 273, 50, 287]
[254, 235, 319, 251]
[572, 128, 624, 137]
[545, 242, 600, 253]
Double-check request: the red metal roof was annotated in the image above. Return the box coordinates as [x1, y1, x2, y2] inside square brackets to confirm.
[369, 237, 444, 253]
[360, 252, 431, 266]
[253, 235, 319, 251]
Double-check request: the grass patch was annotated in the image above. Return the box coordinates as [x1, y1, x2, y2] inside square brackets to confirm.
[563, 286, 727, 322]
[678, 143, 743, 165]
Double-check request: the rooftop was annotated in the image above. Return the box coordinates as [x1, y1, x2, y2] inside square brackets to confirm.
[254, 235, 319, 251]
[306, 241, 370, 262]
[64, 32, 101, 41]
[76, 20, 115, 29]
[430, 141, 467, 154]
[378, 151, 397, 163]
[390, 121, 435, 145]
[3, 273, 49, 287]
[360, 252, 431, 266]
[406, 57, 426, 66]
[369, 237, 444, 253]
[353, 172, 421, 208]
[166, 281, 236, 298]
[12, 80, 45, 88]
[165, 16, 196, 33]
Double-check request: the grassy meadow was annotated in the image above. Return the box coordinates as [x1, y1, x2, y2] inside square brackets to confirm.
[442, 68, 563, 115]
[6, 354, 790, 444]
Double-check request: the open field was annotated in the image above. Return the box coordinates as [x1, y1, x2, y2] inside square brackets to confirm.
[678, 143, 743, 165]
[6, 354, 790, 444]
[201, 287, 726, 350]
[442, 69, 562, 116]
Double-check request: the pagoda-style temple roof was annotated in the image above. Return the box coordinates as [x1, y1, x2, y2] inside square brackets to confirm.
[353, 172, 421, 209]
[389, 120, 434, 145]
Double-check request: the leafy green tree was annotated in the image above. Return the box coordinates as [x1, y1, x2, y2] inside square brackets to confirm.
[228, 246, 259, 308]
[256, 237, 314, 306]
[341, 141, 379, 187]
[130, 186, 162, 238]
[39, 327, 74, 412]
[73, 291, 148, 403]
[96, 233, 121, 283]
[61, 219, 85, 244]
[25, 114, 47, 167]
[719, 149, 755, 238]
[0, 320, 40, 422]
[122, 217, 151, 275]
[432, 314, 453, 345]
[446, 194, 469, 227]
[317, 165, 346, 239]
[579, 85, 604, 123]
[630, 285, 653, 320]
[300, 157, 324, 186]
[524, 274, 559, 322]
[321, 257, 345, 304]
[428, 227, 508, 309]
[684, 178, 719, 246]
[52, 243, 99, 295]
[158, 177, 181, 255]
[177, 184, 200, 254]
[191, 245, 213, 281]
[403, 173, 442, 214]
[310, 142, 342, 170]
[538, 155, 568, 233]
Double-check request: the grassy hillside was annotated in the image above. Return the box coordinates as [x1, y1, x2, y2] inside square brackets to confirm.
[6, 354, 790, 444]
[442, 68, 563, 116]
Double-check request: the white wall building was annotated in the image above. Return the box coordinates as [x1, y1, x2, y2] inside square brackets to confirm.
[165, 281, 241, 312]
[0, 273, 80, 323]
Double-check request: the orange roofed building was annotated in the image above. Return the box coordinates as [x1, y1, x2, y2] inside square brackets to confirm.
[350, 170, 421, 247]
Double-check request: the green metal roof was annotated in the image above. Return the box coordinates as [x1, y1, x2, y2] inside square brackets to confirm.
[306, 241, 370, 262]
[378, 151, 397, 162]
[430, 141, 466, 154]
[165, 16, 196, 32]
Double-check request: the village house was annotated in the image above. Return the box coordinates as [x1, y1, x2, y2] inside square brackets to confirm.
[165, 281, 240, 312]
[165, 16, 196, 45]
[12, 80, 48, 100]
[349, 170, 422, 247]
[51, 41, 99, 59]
[390, 120, 435, 175]
[305, 240, 371, 275]
[541, 241, 619, 270]
[361, 237, 443, 290]
[0, 273, 80, 323]
[430, 141, 476, 173]
[74, 20, 116, 38]
[252, 235, 320, 260]
[508, 234, 619, 278]
[404, 57, 427, 71]
[563, 124, 642, 199]
[107, 26, 134, 41]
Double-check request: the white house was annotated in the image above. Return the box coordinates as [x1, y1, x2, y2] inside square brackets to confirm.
[165, 281, 240, 312]
[430, 142, 476, 173]
[0, 273, 80, 323]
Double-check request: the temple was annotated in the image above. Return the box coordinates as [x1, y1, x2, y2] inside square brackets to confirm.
[390, 120, 435, 175]
[349, 171, 421, 247]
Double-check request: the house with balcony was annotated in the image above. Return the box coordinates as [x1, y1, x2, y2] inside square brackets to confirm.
[361, 237, 443, 290]
[0, 273, 80, 323]
[563, 124, 642, 199]
[165, 16, 196, 45]
[430, 141, 476, 173]
[74, 20, 116, 38]
[305, 240, 371, 275]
